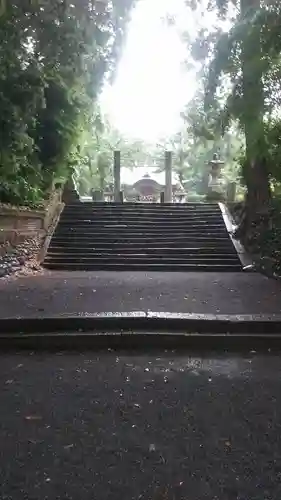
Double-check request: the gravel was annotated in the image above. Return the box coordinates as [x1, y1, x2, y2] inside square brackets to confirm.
[0, 237, 44, 279]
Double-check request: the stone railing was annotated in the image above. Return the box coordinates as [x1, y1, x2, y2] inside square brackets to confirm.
[0, 189, 64, 249]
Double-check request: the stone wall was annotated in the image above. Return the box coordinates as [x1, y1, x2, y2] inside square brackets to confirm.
[0, 189, 64, 251]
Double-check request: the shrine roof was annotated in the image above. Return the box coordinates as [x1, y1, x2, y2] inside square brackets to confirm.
[121, 166, 181, 187]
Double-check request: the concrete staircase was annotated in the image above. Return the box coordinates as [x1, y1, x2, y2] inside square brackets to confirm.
[43, 202, 243, 271]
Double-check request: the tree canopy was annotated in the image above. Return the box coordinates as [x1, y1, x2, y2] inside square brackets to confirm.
[179, 0, 281, 235]
[0, 0, 135, 205]
[73, 109, 162, 196]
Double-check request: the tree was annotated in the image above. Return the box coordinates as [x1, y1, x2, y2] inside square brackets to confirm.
[74, 108, 163, 196]
[184, 0, 281, 236]
[0, 0, 136, 205]
[156, 80, 244, 197]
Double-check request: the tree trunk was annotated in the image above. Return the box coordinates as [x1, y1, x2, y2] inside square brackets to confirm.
[238, 0, 271, 238]
[99, 173, 105, 199]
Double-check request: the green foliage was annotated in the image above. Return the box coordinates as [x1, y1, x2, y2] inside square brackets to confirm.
[0, 0, 135, 206]
[183, 0, 281, 218]
[74, 109, 165, 196]
[166, 81, 244, 195]
[264, 120, 281, 183]
[195, 1, 281, 145]
[187, 0, 281, 271]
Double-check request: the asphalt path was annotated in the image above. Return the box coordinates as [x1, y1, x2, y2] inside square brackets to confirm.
[0, 350, 280, 499]
[1, 271, 281, 317]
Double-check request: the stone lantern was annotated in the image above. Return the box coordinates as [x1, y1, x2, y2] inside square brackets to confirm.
[206, 153, 225, 201]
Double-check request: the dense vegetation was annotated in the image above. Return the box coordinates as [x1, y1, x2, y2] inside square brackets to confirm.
[0, 0, 135, 206]
[0, 0, 250, 208]
[179, 0, 281, 273]
[75, 97, 244, 201]
[73, 108, 162, 196]
[198, 2, 281, 195]
[3, 0, 281, 275]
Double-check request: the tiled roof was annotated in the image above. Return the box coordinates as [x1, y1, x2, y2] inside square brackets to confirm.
[121, 166, 180, 186]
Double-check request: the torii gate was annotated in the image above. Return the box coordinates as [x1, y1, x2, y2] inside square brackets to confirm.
[113, 150, 173, 203]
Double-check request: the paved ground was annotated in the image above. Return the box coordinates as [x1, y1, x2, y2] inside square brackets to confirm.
[0, 351, 280, 499]
[0, 271, 281, 317]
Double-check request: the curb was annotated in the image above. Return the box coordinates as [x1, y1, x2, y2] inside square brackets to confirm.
[0, 332, 281, 351]
[38, 202, 65, 264]
[218, 202, 253, 269]
[0, 312, 281, 350]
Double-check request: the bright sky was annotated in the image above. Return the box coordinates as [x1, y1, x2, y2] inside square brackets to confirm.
[100, 0, 201, 142]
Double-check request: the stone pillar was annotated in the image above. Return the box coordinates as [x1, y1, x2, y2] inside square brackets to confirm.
[62, 176, 79, 204]
[165, 150, 173, 203]
[92, 190, 103, 202]
[114, 150, 121, 202]
[226, 182, 236, 202]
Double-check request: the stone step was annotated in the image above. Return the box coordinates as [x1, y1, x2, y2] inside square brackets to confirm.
[62, 210, 223, 218]
[55, 224, 228, 231]
[61, 214, 224, 222]
[60, 214, 224, 221]
[63, 204, 222, 209]
[44, 202, 241, 273]
[54, 229, 229, 237]
[51, 235, 233, 244]
[51, 239, 233, 249]
[65, 202, 219, 207]
[63, 207, 221, 216]
[58, 220, 226, 228]
[49, 246, 236, 256]
[49, 241, 235, 249]
[63, 203, 221, 208]
[45, 254, 240, 265]
[55, 229, 228, 238]
[48, 245, 237, 255]
[44, 261, 242, 271]
[55, 227, 228, 235]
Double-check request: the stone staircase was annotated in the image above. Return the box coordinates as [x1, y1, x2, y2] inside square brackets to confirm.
[43, 202, 243, 271]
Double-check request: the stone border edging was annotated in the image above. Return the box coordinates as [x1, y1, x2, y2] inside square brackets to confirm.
[38, 202, 65, 263]
[218, 202, 253, 269]
[0, 332, 280, 351]
[1, 311, 281, 333]
[0, 311, 280, 336]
